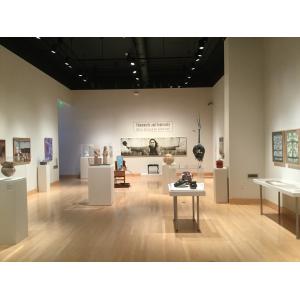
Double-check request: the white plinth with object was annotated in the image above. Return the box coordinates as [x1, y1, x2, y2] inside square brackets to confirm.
[213, 167, 228, 203]
[38, 164, 51, 192]
[162, 164, 177, 194]
[88, 165, 114, 205]
[80, 157, 92, 179]
[0, 177, 28, 245]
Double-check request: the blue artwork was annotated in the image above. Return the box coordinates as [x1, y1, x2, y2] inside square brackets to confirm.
[44, 138, 53, 161]
[116, 155, 124, 170]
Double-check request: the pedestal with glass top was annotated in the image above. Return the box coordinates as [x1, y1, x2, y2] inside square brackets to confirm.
[168, 182, 205, 232]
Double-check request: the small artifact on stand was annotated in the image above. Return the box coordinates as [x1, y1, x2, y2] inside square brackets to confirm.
[103, 146, 109, 164]
[163, 153, 174, 165]
[216, 159, 223, 168]
[93, 149, 102, 165]
[174, 171, 196, 188]
[1, 161, 16, 177]
[114, 156, 130, 188]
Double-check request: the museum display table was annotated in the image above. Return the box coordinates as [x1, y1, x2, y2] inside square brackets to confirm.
[168, 182, 206, 232]
[88, 165, 114, 205]
[253, 178, 300, 239]
[80, 157, 92, 179]
[38, 164, 50, 192]
[162, 164, 177, 194]
[213, 167, 228, 203]
[0, 177, 28, 244]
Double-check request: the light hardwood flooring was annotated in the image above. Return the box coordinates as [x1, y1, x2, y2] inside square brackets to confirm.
[1, 175, 300, 262]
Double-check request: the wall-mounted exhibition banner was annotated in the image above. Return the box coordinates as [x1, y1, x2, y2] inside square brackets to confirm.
[121, 137, 187, 157]
[133, 121, 173, 132]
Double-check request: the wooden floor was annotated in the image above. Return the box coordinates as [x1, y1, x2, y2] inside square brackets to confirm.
[1, 175, 300, 262]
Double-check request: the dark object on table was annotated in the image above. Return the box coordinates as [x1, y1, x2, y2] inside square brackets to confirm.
[181, 171, 192, 182]
[190, 181, 197, 189]
[40, 161, 47, 165]
[216, 159, 223, 168]
[148, 164, 159, 174]
[174, 179, 189, 187]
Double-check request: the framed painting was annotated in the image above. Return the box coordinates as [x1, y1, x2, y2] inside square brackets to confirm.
[272, 131, 285, 165]
[286, 129, 300, 168]
[0, 139, 5, 164]
[121, 137, 187, 157]
[13, 138, 31, 165]
[44, 138, 53, 161]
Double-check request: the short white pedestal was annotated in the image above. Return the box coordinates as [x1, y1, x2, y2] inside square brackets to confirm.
[213, 167, 228, 203]
[162, 164, 177, 194]
[38, 164, 50, 192]
[80, 157, 92, 179]
[0, 177, 28, 244]
[88, 165, 114, 205]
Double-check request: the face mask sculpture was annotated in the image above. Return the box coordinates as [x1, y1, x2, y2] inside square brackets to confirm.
[193, 117, 205, 162]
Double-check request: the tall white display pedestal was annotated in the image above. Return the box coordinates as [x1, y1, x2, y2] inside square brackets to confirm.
[213, 167, 228, 203]
[88, 165, 114, 205]
[162, 164, 177, 194]
[0, 177, 28, 244]
[80, 157, 92, 179]
[38, 164, 50, 192]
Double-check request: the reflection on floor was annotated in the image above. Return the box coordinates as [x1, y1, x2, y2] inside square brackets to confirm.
[1, 175, 300, 262]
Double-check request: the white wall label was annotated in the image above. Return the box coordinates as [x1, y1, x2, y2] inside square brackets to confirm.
[134, 121, 173, 132]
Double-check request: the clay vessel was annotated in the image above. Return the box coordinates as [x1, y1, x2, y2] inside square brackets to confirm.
[1, 161, 16, 177]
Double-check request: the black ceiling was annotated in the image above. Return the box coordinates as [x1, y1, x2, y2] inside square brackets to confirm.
[0, 37, 224, 90]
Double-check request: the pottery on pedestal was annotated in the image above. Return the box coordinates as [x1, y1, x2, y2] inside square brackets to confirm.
[1, 161, 16, 177]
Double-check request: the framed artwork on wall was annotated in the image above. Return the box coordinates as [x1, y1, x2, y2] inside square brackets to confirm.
[0, 139, 5, 163]
[121, 137, 187, 157]
[286, 129, 300, 168]
[272, 131, 285, 166]
[13, 138, 31, 165]
[44, 138, 53, 161]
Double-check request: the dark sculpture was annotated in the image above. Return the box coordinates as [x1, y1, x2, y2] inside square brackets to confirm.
[193, 117, 205, 162]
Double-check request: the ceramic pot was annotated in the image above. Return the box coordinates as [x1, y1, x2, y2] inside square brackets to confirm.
[216, 159, 223, 168]
[163, 154, 174, 165]
[1, 161, 16, 177]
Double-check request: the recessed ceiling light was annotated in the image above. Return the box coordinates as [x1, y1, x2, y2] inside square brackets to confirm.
[135, 77, 139, 80]
[187, 76, 191, 79]
[78, 74, 83, 77]
[191, 67, 195, 71]
[83, 79, 87, 82]
[199, 46, 204, 50]
[68, 65, 72, 69]
[196, 58, 200, 62]
[51, 50, 56, 54]
[131, 62, 135, 66]
[36, 37, 41, 39]
[198, 54, 202, 57]
[65, 62, 69, 66]
[133, 70, 137, 74]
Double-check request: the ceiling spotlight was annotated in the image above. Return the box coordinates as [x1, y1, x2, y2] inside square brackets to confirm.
[187, 76, 191, 79]
[131, 62, 135, 66]
[191, 67, 195, 71]
[198, 54, 202, 57]
[133, 70, 137, 74]
[51, 49, 56, 54]
[64, 62, 69, 66]
[36, 37, 41, 39]
[78, 74, 83, 77]
[83, 79, 87, 82]
[135, 77, 139, 80]
[68, 65, 72, 69]
[199, 46, 204, 50]
[196, 58, 200, 62]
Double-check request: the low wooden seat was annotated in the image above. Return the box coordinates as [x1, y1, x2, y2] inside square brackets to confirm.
[114, 160, 126, 184]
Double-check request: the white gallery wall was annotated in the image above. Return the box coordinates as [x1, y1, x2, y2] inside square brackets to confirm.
[0, 46, 71, 191]
[224, 38, 265, 200]
[59, 88, 213, 175]
[264, 38, 300, 210]
[212, 77, 224, 162]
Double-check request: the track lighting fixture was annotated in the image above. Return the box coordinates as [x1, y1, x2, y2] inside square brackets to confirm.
[187, 76, 191, 79]
[78, 74, 83, 77]
[135, 77, 139, 80]
[191, 67, 195, 71]
[133, 70, 137, 74]
[131, 62, 135, 66]
[196, 58, 200, 62]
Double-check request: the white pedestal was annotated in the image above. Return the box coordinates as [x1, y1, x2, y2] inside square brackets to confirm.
[162, 164, 177, 194]
[213, 167, 228, 203]
[38, 164, 50, 192]
[88, 165, 114, 205]
[80, 157, 92, 179]
[0, 177, 28, 244]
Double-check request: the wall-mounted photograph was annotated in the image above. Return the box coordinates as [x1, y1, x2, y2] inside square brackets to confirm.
[286, 129, 300, 166]
[13, 138, 31, 164]
[44, 138, 53, 161]
[272, 131, 285, 164]
[121, 137, 187, 157]
[0, 139, 5, 163]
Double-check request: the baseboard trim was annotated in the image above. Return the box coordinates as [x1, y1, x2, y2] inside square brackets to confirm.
[60, 175, 79, 179]
[229, 198, 259, 205]
[27, 189, 38, 195]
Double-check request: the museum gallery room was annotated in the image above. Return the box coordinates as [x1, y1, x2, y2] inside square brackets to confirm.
[1, 37, 300, 262]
